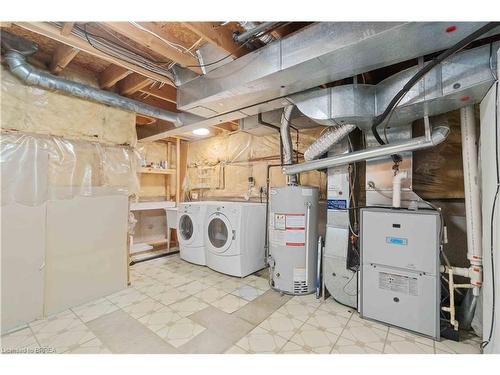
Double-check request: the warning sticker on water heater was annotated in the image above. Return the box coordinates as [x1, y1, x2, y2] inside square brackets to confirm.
[378, 272, 418, 296]
[285, 229, 306, 246]
[285, 214, 305, 229]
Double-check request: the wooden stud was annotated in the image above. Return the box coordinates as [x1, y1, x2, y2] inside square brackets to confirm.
[166, 142, 171, 199]
[50, 43, 79, 73]
[139, 84, 176, 104]
[176, 138, 181, 204]
[15, 22, 175, 85]
[104, 22, 202, 74]
[99, 64, 132, 89]
[118, 73, 153, 95]
[181, 22, 247, 58]
[61, 22, 75, 36]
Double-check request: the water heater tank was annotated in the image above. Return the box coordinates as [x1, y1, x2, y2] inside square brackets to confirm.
[268, 185, 319, 294]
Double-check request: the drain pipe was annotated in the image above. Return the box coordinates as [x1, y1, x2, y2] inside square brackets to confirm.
[283, 126, 450, 175]
[2, 34, 201, 126]
[460, 105, 483, 294]
[439, 105, 483, 331]
[280, 105, 297, 185]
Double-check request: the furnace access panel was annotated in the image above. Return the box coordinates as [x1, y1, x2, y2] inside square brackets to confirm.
[360, 208, 440, 339]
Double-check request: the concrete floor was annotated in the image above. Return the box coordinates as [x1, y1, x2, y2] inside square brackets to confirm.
[1, 254, 482, 354]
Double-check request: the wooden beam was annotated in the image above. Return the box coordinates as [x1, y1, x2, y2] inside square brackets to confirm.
[61, 22, 75, 36]
[139, 84, 176, 104]
[15, 22, 175, 86]
[181, 22, 247, 58]
[50, 44, 79, 73]
[129, 92, 178, 113]
[118, 73, 152, 95]
[104, 22, 202, 74]
[99, 64, 132, 89]
[0, 22, 12, 28]
[176, 138, 181, 203]
[136, 115, 156, 125]
[213, 122, 239, 132]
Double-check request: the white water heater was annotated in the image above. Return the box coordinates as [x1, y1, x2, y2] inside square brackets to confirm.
[268, 185, 319, 294]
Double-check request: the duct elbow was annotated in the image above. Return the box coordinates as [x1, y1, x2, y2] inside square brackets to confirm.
[431, 126, 450, 146]
[4, 51, 36, 84]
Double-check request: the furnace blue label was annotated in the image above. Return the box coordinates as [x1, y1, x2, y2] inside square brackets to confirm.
[327, 199, 347, 210]
[386, 236, 408, 246]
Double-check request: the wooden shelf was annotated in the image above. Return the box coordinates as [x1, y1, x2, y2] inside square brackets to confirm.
[140, 167, 176, 175]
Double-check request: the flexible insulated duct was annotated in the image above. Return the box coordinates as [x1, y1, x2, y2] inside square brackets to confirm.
[2, 40, 201, 127]
[303, 124, 356, 161]
[283, 126, 450, 175]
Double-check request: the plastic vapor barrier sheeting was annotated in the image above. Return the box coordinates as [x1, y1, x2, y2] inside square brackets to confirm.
[1, 131, 140, 206]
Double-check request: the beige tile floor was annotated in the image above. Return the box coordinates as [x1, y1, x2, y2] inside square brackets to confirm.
[1, 253, 482, 354]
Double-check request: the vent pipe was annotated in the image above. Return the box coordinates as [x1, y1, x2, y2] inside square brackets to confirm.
[283, 126, 450, 175]
[1, 33, 201, 127]
[280, 105, 297, 185]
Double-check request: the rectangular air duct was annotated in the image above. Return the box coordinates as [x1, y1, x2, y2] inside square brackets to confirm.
[177, 22, 498, 117]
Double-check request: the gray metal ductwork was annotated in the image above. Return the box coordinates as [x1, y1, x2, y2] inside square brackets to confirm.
[291, 41, 499, 132]
[1, 32, 202, 127]
[283, 126, 450, 175]
[143, 34, 498, 141]
[177, 22, 499, 117]
[304, 124, 356, 161]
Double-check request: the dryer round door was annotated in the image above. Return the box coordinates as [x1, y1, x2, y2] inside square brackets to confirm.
[178, 213, 195, 245]
[206, 213, 233, 254]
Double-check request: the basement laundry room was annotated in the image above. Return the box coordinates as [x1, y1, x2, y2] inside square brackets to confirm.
[1, 2, 500, 371]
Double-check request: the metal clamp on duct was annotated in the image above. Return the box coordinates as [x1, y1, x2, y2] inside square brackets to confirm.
[1, 31, 203, 127]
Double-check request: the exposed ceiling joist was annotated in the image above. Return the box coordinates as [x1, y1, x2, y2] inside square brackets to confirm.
[130, 92, 178, 113]
[49, 43, 79, 73]
[136, 114, 156, 125]
[139, 84, 176, 103]
[118, 73, 152, 95]
[99, 64, 132, 89]
[61, 22, 75, 36]
[181, 22, 247, 58]
[213, 122, 239, 132]
[14, 22, 175, 85]
[104, 22, 202, 74]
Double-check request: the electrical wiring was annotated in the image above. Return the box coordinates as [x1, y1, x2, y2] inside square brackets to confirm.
[76, 24, 177, 86]
[184, 37, 256, 69]
[129, 22, 198, 58]
[185, 25, 280, 69]
[371, 22, 500, 146]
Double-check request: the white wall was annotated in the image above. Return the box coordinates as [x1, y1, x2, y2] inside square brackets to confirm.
[480, 82, 500, 354]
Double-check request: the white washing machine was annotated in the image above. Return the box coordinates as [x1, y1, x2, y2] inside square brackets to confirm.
[205, 202, 266, 277]
[177, 202, 211, 265]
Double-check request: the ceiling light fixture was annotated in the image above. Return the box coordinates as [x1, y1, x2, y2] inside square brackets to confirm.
[192, 128, 210, 136]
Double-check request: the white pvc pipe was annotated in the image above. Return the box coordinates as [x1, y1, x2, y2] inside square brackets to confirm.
[460, 106, 483, 268]
[392, 170, 408, 208]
